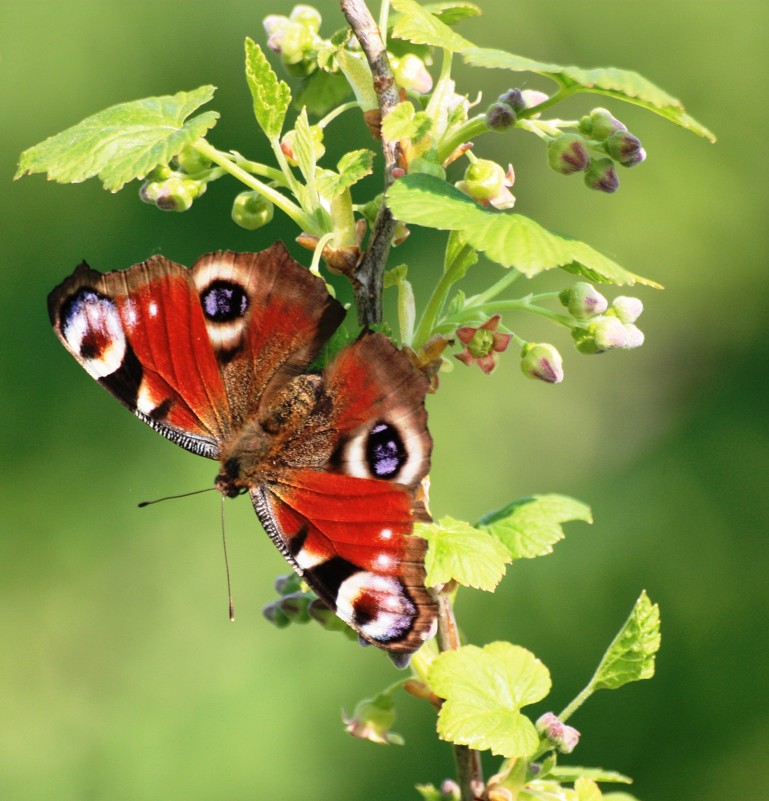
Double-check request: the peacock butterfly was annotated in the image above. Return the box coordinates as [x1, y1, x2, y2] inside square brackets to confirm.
[48, 242, 437, 661]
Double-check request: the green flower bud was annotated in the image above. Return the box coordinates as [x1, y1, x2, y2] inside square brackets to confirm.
[142, 177, 204, 212]
[497, 88, 526, 113]
[408, 156, 446, 180]
[536, 712, 580, 754]
[578, 107, 627, 141]
[262, 600, 291, 628]
[573, 316, 629, 353]
[603, 129, 646, 167]
[521, 343, 564, 384]
[289, 4, 322, 33]
[278, 591, 312, 623]
[274, 572, 303, 595]
[559, 282, 608, 319]
[583, 157, 619, 193]
[609, 295, 643, 323]
[145, 164, 173, 182]
[231, 191, 274, 230]
[343, 693, 404, 745]
[457, 159, 507, 202]
[393, 53, 433, 94]
[307, 597, 342, 630]
[486, 101, 517, 131]
[278, 21, 315, 72]
[547, 134, 590, 175]
[174, 146, 211, 175]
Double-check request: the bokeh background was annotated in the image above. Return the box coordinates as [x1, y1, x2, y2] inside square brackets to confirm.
[2, 1, 766, 799]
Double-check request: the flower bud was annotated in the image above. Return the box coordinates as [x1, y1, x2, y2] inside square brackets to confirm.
[547, 134, 590, 175]
[307, 597, 346, 630]
[497, 88, 526, 113]
[583, 157, 619, 193]
[231, 191, 274, 230]
[623, 323, 645, 349]
[276, 21, 315, 72]
[278, 591, 312, 623]
[343, 694, 404, 745]
[559, 282, 608, 319]
[289, 4, 322, 33]
[578, 107, 627, 140]
[262, 600, 291, 628]
[174, 146, 212, 175]
[393, 53, 433, 94]
[573, 315, 630, 353]
[520, 90, 549, 111]
[440, 780, 462, 801]
[141, 177, 204, 212]
[609, 295, 643, 323]
[603, 129, 646, 167]
[280, 126, 325, 166]
[536, 712, 580, 754]
[274, 572, 303, 595]
[520, 343, 564, 384]
[486, 101, 517, 131]
[458, 159, 506, 201]
[408, 156, 447, 180]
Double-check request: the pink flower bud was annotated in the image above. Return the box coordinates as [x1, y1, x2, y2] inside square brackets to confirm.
[520, 343, 564, 383]
[536, 712, 580, 754]
[610, 295, 644, 323]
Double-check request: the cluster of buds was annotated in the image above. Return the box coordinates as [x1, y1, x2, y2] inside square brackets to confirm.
[454, 314, 513, 374]
[263, 573, 357, 639]
[263, 4, 323, 76]
[455, 159, 515, 210]
[561, 282, 645, 353]
[139, 154, 210, 213]
[547, 107, 646, 193]
[536, 712, 581, 754]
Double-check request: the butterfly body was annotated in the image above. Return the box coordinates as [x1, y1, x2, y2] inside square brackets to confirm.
[49, 243, 437, 658]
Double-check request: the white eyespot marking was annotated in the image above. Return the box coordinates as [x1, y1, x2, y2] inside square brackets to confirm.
[380, 528, 393, 540]
[123, 298, 138, 329]
[61, 289, 126, 379]
[336, 572, 415, 642]
[148, 300, 159, 317]
[374, 552, 395, 571]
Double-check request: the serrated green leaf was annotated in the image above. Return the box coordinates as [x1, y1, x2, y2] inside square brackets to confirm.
[423, 1, 482, 25]
[315, 150, 374, 199]
[292, 108, 317, 186]
[388, 175, 660, 287]
[245, 38, 291, 140]
[381, 101, 433, 144]
[429, 642, 551, 757]
[478, 495, 592, 560]
[589, 591, 660, 692]
[574, 778, 603, 801]
[391, 0, 475, 51]
[549, 767, 632, 785]
[463, 47, 715, 142]
[417, 516, 511, 590]
[16, 86, 219, 192]
[384, 264, 408, 288]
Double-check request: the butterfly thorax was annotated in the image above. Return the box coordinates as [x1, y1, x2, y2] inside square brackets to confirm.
[214, 373, 326, 497]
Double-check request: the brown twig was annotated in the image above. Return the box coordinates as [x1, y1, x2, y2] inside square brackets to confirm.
[340, 0, 401, 326]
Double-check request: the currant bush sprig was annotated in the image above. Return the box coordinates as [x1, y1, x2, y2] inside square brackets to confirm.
[16, 0, 711, 797]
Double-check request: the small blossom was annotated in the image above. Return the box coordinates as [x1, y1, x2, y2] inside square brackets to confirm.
[520, 89, 549, 115]
[486, 101, 517, 131]
[497, 88, 526, 113]
[604, 129, 646, 167]
[393, 53, 433, 94]
[454, 315, 512, 374]
[573, 315, 644, 353]
[579, 107, 627, 141]
[548, 134, 590, 175]
[584, 157, 619, 193]
[289, 4, 322, 33]
[623, 323, 645, 348]
[456, 160, 515, 209]
[536, 712, 581, 754]
[559, 282, 608, 319]
[609, 295, 644, 323]
[520, 342, 564, 384]
[343, 693, 404, 746]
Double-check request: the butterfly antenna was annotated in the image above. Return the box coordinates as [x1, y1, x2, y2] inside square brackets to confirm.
[137, 487, 217, 507]
[221, 494, 235, 622]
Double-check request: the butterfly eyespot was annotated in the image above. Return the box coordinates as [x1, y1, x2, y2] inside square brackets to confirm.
[200, 280, 249, 323]
[60, 288, 126, 378]
[366, 422, 406, 479]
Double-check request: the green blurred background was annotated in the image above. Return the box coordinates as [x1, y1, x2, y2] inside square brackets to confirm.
[2, 1, 766, 799]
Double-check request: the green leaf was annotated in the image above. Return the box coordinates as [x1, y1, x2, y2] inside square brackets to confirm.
[337, 48, 378, 112]
[391, 0, 474, 52]
[422, 1, 482, 25]
[463, 47, 715, 142]
[315, 149, 375, 198]
[574, 778, 603, 801]
[603, 794, 642, 801]
[417, 516, 511, 591]
[293, 70, 352, 117]
[16, 86, 219, 192]
[292, 108, 318, 186]
[381, 101, 432, 144]
[244, 38, 291, 141]
[548, 767, 632, 785]
[478, 495, 592, 560]
[415, 785, 443, 801]
[429, 642, 551, 757]
[589, 591, 660, 692]
[387, 174, 661, 287]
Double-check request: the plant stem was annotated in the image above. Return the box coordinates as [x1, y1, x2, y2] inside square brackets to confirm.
[341, 0, 401, 325]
